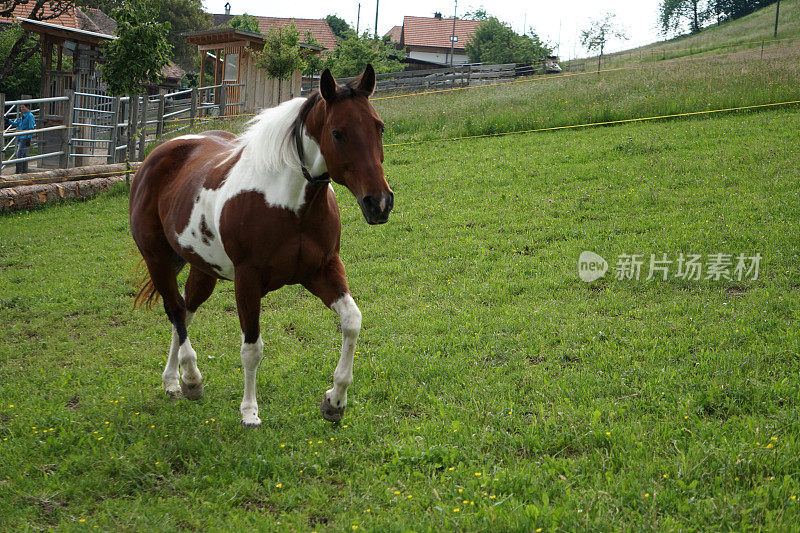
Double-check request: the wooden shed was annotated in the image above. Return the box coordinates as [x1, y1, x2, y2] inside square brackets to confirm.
[185, 28, 324, 114]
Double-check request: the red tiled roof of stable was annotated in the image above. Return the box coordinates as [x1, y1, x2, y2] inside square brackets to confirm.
[4, 2, 78, 28]
[256, 17, 338, 52]
[211, 14, 338, 52]
[4, 4, 117, 36]
[401, 16, 481, 51]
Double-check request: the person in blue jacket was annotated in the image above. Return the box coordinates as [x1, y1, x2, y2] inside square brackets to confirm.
[9, 103, 35, 173]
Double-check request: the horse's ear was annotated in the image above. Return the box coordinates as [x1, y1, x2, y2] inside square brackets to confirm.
[358, 63, 376, 95]
[320, 68, 337, 103]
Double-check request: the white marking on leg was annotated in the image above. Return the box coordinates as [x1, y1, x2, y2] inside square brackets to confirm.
[327, 294, 362, 410]
[162, 311, 194, 396]
[178, 336, 201, 387]
[240, 335, 263, 426]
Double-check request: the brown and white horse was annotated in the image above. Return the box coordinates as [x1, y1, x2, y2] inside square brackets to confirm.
[129, 65, 393, 427]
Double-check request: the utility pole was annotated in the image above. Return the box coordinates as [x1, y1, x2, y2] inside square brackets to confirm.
[774, 0, 781, 37]
[449, 0, 457, 66]
[374, 0, 379, 40]
[356, 3, 361, 35]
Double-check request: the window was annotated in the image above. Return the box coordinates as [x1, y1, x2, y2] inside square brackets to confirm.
[223, 53, 239, 82]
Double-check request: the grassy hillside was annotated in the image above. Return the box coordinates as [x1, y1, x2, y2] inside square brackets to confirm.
[1, 105, 799, 530]
[372, 44, 800, 145]
[595, 0, 800, 66]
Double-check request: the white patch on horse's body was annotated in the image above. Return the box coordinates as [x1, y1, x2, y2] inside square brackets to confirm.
[175, 98, 328, 281]
[173, 134, 207, 141]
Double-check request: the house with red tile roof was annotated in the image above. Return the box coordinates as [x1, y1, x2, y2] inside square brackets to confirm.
[211, 12, 338, 56]
[388, 13, 482, 67]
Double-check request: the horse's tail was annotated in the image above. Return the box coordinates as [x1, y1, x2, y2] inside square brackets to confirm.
[133, 259, 160, 310]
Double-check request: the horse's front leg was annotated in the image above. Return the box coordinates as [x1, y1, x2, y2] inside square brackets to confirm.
[303, 258, 362, 423]
[234, 267, 264, 428]
[325, 294, 362, 421]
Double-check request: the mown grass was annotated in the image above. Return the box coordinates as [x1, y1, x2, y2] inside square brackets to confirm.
[1, 103, 799, 529]
[373, 44, 800, 145]
[589, 0, 800, 66]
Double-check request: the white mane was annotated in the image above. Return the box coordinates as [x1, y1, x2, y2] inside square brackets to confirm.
[237, 97, 307, 174]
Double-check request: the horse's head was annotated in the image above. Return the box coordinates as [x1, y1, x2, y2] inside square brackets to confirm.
[305, 65, 393, 225]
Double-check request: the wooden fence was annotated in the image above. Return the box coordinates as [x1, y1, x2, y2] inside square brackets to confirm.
[301, 61, 572, 95]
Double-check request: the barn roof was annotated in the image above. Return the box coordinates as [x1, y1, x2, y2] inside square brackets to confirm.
[211, 14, 338, 52]
[2, 4, 116, 36]
[400, 15, 481, 51]
[185, 27, 324, 51]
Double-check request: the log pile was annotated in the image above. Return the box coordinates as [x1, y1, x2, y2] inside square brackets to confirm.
[0, 163, 141, 212]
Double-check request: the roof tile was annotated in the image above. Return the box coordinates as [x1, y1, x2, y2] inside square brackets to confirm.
[401, 16, 481, 51]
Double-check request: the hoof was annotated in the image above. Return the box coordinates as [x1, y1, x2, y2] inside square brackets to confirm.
[321, 396, 345, 423]
[241, 418, 262, 429]
[164, 380, 181, 400]
[180, 380, 204, 400]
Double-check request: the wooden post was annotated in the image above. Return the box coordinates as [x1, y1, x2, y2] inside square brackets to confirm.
[218, 85, 227, 117]
[774, 0, 781, 37]
[137, 96, 147, 161]
[156, 94, 166, 136]
[190, 88, 198, 126]
[761, 40, 765, 59]
[59, 90, 73, 168]
[107, 96, 120, 164]
[127, 94, 138, 162]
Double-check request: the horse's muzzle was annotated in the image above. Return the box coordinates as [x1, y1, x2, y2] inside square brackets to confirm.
[359, 192, 394, 225]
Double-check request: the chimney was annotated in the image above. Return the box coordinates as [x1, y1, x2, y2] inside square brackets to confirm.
[225, 2, 231, 15]
[434, 12, 442, 20]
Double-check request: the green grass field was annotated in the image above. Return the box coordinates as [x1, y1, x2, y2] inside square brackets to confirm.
[1, 98, 799, 529]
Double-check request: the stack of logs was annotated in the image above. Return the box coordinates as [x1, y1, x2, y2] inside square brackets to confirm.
[0, 163, 141, 212]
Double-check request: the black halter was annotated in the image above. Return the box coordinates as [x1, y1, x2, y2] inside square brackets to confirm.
[294, 122, 331, 186]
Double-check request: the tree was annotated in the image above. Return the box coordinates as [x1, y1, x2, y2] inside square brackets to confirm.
[100, 0, 173, 96]
[0, 0, 74, 87]
[323, 33, 403, 78]
[228, 13, 260, 34]
[658, 0, 713, 35]
[462, 8, 489, 21]
[325, 14, 354, 41]
[154, 0, 210, 70]
[465, 17, 551, 64]
[301, 30, 325, 77]
[79, 0, 210, 70]
[254, 23, 306, 81]
[581, 13, 628, 71]
[0, 25, 41, 99]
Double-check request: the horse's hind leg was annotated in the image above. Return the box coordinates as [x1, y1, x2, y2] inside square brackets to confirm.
[162, 267, 216, 399]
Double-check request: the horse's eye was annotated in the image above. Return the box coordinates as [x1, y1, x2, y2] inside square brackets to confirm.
[378, 124, 385, 135]
[332, 129, 343, 141]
